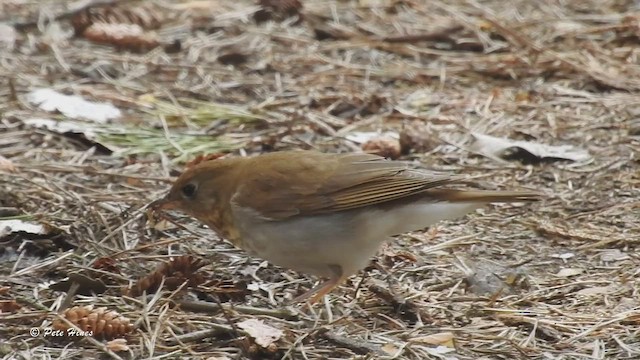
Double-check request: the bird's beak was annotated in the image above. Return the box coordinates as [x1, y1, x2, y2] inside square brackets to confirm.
[148, 197, 178, 211]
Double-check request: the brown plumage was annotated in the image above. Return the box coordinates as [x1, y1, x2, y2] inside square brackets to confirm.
[152, 150, 540, 303]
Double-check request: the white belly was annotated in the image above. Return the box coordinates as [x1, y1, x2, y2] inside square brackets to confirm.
[230, 201, 481, 278]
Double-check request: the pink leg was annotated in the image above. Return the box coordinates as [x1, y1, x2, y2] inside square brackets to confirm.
[292, 265, 345, 304]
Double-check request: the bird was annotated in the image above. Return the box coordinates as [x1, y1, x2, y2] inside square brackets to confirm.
[150, 150, 540, 303]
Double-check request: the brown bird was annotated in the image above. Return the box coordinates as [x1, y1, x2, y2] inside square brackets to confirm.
[151, 151, 539, 303]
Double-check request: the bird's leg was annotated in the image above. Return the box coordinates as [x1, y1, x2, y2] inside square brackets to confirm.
[292, 265, 344, 304]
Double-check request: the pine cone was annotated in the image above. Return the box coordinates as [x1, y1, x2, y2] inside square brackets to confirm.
[71, 4, 163, 35]
[52, 305, 134, 339]
[254, 0, 303, 23]
[125, 255, 206, 297]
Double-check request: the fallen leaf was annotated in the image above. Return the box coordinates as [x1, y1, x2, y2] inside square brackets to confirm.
[83, 23, 160, 53]
[600, 249, 630, 262]
[0, 300, 21, 313]
[23, 118, 114, 155]
[24, 118, 97, 134]
[0, 155, 15, 172]
[0, 219, 49, 239]
[576, 286, 615, 296]
[411, 332, 455, 347]
[550, 252, 575, 263]
[380, 244, 418, 265]
[151, 219, 176, 231]
[362, 136, 401, 159]
[106, 338, 129, 352]
[381, 343, 400, 355]
[346, 131, 399, 144]
[470, 132, 591, 164]
[555, 268, 584, 277]
[399, 122, 436, 154]
[237, 319, 283, 349]
[27, 88, 121, 123]
[425, 345, 456, 356]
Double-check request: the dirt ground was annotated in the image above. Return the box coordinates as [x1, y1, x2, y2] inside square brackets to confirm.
[1, 0, 639, 359]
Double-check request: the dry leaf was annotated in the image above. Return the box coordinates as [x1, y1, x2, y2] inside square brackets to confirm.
[399, 122, 436, 155]
[106, 338, 130, 352]
[151, 219, 176, 231]
[600, 249, 630, 262]
[27, 89, 121, 123]
[0, 300, 21, 313]
[0, 219, 49, 238]
[425, 345, 456, 356]
[346, 131, 399, 144]
[22, 118, 114, 155]
[0, 155, 15, 172]
[381, 343, 400, 355]
[555, 268, 584, 277]
[576, 286, 615, 296]
[550, 252, 575, 262]
[237, 319, 283, 348]
[411, 332, 455, 347]
[470, 132, 591, 164]
[23, 118, 97, 134]
[380, 244, 418, 265]
[83, 23, 160, 52]
[362, 137, 401, 159]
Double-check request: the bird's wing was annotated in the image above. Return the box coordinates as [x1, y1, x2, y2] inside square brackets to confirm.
[233, 152, 461, 220]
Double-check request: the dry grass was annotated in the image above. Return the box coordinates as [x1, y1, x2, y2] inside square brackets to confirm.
[1, 0, 639, 359]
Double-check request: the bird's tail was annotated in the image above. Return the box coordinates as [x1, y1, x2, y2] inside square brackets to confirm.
[426, 189, 542, 203]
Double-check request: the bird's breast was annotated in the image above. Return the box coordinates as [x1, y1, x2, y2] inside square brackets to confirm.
[198, 208, 243, 247]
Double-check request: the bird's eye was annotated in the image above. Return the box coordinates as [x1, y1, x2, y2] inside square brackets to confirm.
[181, 183, 197, 199]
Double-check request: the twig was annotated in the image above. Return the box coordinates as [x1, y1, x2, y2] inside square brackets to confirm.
[378, 26, 464, 43]
[166, 325, 232, 345]
[175, 300, 299, 320]
[318, 328, 386, 355]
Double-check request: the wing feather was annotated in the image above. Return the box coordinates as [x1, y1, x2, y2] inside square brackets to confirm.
[234, 151, 462, 220]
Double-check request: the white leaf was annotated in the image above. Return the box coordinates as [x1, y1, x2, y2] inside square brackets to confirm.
[237, 319, 283, 348]
[23, 118, 96, 135]
[0, 220, 48, 238]
[600, 249, 630, 262]
[576, 286, 615, 296]
[550, 252, 575, 262]
[555, 268, 584, 277]
[346, 131, 399, 144]
[27, 89, 121, 123]
[470, 132, 591, 163]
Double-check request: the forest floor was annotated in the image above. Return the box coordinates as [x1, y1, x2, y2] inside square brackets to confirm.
[1, 0, 639, 359]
